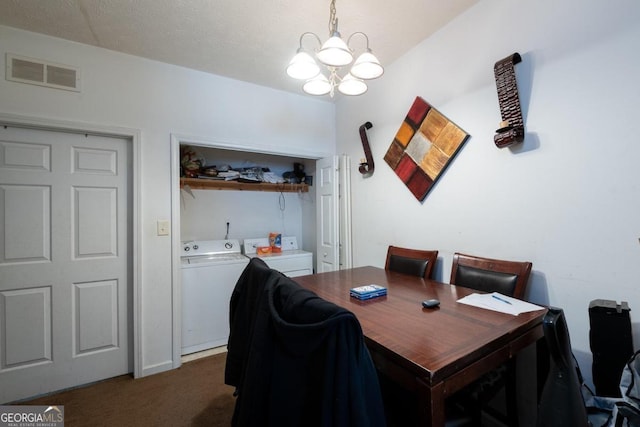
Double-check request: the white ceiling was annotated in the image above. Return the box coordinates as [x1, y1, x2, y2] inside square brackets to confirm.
[0, 0, 477, 96]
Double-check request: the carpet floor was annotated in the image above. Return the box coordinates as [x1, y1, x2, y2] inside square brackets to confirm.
[22, 352, 236, 427]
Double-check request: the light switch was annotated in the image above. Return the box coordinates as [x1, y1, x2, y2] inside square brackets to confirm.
[157, 220, 170, 236]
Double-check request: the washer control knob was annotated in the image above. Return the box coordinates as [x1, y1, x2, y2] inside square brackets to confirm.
[193, 244, 199, 250]
[184, 246, 190, 252]
[225, 242, 233, 249]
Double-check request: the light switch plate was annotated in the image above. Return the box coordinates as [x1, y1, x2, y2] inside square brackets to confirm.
[157, 220, 170, 236]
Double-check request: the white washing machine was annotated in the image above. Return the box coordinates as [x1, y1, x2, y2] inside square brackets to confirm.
[243, 236, 313, 277]
[181, 239, 249, 355]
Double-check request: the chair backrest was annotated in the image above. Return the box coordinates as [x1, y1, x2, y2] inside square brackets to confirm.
[537, 307, 589, 427]
[385, 245, 438, 279]
[450, 252, 532, 298]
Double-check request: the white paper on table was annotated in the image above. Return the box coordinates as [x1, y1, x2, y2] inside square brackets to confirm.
[457, 292, 545, 316]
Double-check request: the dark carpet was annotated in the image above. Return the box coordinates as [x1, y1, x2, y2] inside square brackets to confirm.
[22, 352, 235, 426]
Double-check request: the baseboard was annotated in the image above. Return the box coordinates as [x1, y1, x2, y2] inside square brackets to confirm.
[141, 360, 174, 377]
[181, 347, 227, 363]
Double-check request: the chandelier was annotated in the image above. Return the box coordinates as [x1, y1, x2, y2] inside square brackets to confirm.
[286, 0, 384, 97]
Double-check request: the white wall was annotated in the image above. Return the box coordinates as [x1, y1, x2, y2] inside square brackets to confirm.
[181, 189, 307, 242]
[0, 25, 335, 375]
[335, 0, 640, 387]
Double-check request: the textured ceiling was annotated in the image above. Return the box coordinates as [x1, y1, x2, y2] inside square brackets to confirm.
[0, 0, 477, 96]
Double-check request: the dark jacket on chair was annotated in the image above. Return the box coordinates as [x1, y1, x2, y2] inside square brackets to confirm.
[226, 263, 385, 427]
[225, 257, 272, 388]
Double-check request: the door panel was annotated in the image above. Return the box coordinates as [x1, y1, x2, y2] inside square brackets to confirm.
[1, 287, 52, 368]
[0, 126, 131, 403]
[1, 185, 51, 263]
[73, 187, 117, 258]
[74, 280, 118, 354]
[0, 140, 50, 171]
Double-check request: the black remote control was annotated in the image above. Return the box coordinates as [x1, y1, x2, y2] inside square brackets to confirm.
[421, 299, 440, 309]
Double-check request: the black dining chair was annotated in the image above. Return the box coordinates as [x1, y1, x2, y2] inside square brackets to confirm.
[385, 245, 438, 280]
[450, 252, 532, 299]
[448, 252, 533, 426]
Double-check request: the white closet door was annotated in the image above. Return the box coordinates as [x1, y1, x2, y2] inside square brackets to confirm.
[0, 125, 132, 403]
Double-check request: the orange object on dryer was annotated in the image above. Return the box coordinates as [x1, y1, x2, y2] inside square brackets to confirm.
[256, 246, 272, 255]
[269, 233, 282, 249]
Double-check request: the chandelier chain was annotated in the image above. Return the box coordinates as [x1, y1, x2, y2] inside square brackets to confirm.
[328, 0, 337, 34]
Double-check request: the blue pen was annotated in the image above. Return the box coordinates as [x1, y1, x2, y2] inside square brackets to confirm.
[492, 294, 513, 305]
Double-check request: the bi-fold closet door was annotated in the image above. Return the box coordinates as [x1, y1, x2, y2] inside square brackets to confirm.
[0, 125, 132, 403]
[316, 155, 352, 273]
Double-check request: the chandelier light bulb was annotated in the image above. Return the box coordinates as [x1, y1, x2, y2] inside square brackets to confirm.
[286, 50, 320, 80]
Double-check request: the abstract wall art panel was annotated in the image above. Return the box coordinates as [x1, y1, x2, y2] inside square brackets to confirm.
[384, 96, 469, 202]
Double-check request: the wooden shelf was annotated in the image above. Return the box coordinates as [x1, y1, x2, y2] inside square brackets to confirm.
[180, 177, 308, 193]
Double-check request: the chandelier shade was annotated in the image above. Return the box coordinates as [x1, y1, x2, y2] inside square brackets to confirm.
[338, 73, 367, 96]
[351, 50, 384, 80]
[286, 50, 320, 80]
[286, 0, 383, 97]
[317, 33, 353, 67]
[303, 74, 332, 96]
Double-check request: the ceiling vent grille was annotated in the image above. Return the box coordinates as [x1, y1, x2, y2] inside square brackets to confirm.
[6, 53, 81, 92]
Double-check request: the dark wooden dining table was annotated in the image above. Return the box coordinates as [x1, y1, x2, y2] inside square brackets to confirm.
[294, 266, 547, 427]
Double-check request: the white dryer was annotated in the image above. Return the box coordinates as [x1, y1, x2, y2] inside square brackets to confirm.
[243, 236, 313, 278]
[181, 239, 249, 355]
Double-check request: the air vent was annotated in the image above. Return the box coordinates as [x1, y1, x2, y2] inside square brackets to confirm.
[6, 53, 81, 92]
